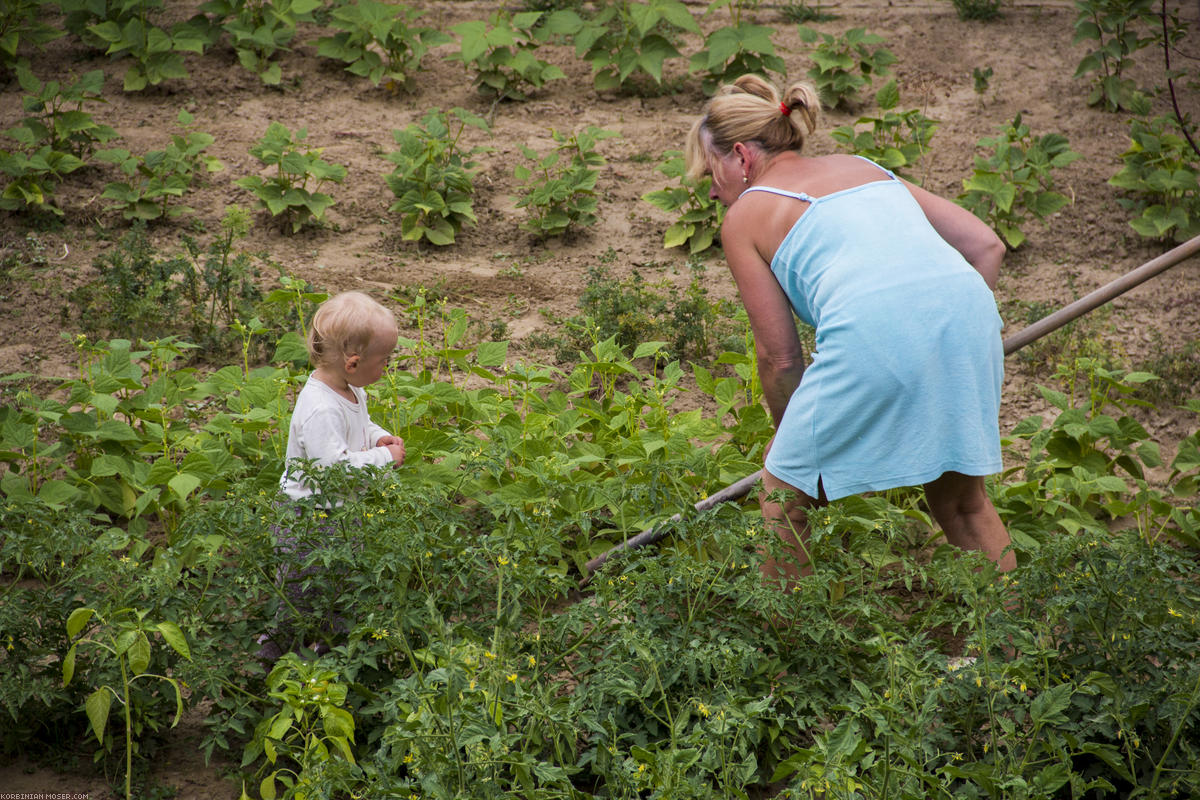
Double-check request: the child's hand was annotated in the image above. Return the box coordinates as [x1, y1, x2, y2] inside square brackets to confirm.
[377, 435, 405, 466]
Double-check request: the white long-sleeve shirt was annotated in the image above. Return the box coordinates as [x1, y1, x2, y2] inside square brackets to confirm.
[280, 375, 393, 501]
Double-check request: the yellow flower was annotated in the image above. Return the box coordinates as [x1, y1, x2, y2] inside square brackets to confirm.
[403, 753, 414, 763]
[975, 677, 982, 687]
[1168, 607, 1182, 618]
[497, 555, 510, 566]
[1020, 682, 1027, 693]
[527, 655, 537, 668]
[485, 650, 497, 660]
[507, 673, 517, 683]
[696, 702, 710, 718]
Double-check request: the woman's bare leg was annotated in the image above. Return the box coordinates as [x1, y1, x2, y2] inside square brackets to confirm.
[923, 471, 1015, 572]
[759, 468, 823, 585]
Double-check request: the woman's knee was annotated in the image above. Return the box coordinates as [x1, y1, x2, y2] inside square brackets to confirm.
[925, 471, 990, 521]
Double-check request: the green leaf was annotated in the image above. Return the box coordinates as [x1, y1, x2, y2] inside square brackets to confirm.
[128, 630, 151, 674]
[62, 644, 78, 686]
[168, 472, 203, 500]
[157, 621, 191, 660]
[475, 340, 508, 367]
[86, 688, 113, 744]
[67, 607, 95, 640]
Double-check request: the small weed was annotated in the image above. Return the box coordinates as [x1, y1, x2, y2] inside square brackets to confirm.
[947, 0, 1003, 21]
[972, 65, 993, 94]
[780, 0, 836, 23]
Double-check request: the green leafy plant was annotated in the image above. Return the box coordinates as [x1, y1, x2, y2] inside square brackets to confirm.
[95, 109, 224, 221]
[0, 64, 116, 215]
[0, 0, 63, 74]
[1072, 0, 1156, 111]
[689, 0, 784, 96]
[4, 63, 118, 159]
[1108, 112, 1200, 243]
[956, 113, 1081, 249]
[68, 210, 265, 354]
[383, 107, 491, 246]
[86, 0, 209, 91]
[796, 25, 896, 109]
[1000, 358, 1199, 550]
[829, 79, 938, 180]
[200, 0, 321, 85]
[514, 125, 619, 239]
[62, 606, 191, 800]
[243, 654, 359, 800]
[641, 149, 725, 254]
[543, 0, 700, 93]
[947, 0, 1002, 21]
[449, 9, 565, 101]
[315, 0, 448, 92]
[236, 122, 347, 233]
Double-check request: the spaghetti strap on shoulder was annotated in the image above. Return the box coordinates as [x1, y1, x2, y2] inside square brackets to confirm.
[738, 185, 813, 202]
[851, 155, 899, 180]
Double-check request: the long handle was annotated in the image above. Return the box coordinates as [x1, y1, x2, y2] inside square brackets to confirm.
[581, 234, 1200, 580]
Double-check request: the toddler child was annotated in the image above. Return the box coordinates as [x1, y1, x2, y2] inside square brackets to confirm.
[261, 290, 405, 658]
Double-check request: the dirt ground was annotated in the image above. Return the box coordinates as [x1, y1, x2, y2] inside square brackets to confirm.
[1, 0, 1198, 796]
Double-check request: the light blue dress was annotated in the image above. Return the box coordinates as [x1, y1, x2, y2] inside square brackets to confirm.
[747, 164, 1004, 501]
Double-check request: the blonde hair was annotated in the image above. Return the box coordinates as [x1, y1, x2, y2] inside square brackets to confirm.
[307, 291, 396, 367]
[685, 75, 821, 180]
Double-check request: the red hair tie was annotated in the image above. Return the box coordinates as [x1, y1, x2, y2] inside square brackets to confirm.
[780, 101, 792, 117]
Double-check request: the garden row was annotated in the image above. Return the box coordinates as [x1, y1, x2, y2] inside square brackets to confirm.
[2, 0, 1197, 251]
[2, 310, 1199, 797]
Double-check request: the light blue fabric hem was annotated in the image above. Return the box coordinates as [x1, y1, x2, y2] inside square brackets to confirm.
[762, 459, 1004, 503]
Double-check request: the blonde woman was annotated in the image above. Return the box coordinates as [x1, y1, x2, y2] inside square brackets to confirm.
[686, 75, 1014, 582]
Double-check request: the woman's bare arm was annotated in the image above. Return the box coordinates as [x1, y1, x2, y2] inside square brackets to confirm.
[721, 203, 807, 427]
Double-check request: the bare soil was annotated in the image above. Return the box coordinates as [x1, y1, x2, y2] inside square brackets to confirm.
[1, 1, 1198, 796]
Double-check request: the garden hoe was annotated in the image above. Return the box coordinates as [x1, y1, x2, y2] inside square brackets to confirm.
[581, 232, 1200, 584]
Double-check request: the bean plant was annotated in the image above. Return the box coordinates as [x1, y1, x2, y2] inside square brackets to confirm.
[797, 25, 896, 109]
[383, 107, 491, 246]
[829, 79, 938, 181]
[514, 125, 619, 239]
[199, 0, 320, 85]
[449, 9, 566, 101]
[689, 0, 785, 95]
[85, 1, 209, 91]
[96, 109, 224, 221]
[1072, 0, 1157, 111]
[543, 0, 700, 93]
[315, 0, 448, 92]
[641, 150, 725, 254]
[1108, 112, 1200, 243]
[236, 122, 347, 233]
[956, 113, 1081, 249]
[0, 64, 116, 215]
[4, 63, 117, 159]
[0, 0, 62, 74]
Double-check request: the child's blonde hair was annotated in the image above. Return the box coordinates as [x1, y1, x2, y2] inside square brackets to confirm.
[307, 291, 396, 367]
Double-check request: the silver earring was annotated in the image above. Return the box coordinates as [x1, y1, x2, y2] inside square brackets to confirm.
[742, 174, 748, 184]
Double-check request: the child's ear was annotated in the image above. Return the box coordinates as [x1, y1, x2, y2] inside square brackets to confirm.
[345, 354, 361, 373]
